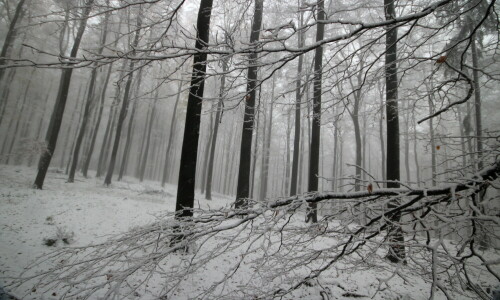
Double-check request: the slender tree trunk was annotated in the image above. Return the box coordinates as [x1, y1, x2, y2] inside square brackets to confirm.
[332, 116, 338, 191]
[139, 92, 158, 182]
[0, 0, 26, 86]
[223, 124, 234, 195]
[362, 114, 367, 183]
[82, 62, 113, 177]
[200, 104, 214, 193]
[235, 0, 264, 209]
[378, 83, 386, 187]
[290, 4, 304, 196]
[306, 0, 325, 223]
[457, 108, 467, 170]
[298, 119, 305, 194]
[68, 68, 100, 181]
[28, 80, 53, 167]
[104, 10, 142, 186]
[259, 76, 275, 201]
[3, 68, 34, 163]
[350, 108, 362, 191]
[135, 104, 151, 177]
[162, 79, 183, 186]
[175, 0, 214, 219]
[34, 0, 94, 189]
[117, 98, 137, 180]
[249, 92, 260, 199]
[384, 0, 405, 263]
[471, 36, 483, 170]
[96, 59, 127, 177]
[404, 101, 411, 184]
[412, 112, 421, 187]
[285, 110, 291, 196]
[118, 67, 144, 180]
[206, 61, 227, 200]
[427, 92, 437, 186]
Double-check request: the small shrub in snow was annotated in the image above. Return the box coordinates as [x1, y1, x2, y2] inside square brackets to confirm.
[42, 227, 74, 247]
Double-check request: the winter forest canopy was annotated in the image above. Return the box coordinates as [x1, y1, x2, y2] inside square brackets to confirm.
[0, 0, 499, 299]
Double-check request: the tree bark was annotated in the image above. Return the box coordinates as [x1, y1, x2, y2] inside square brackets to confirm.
[290, 3, 304, 196]
[471, 36, 483, 170]
[139, 91, 158, 182]
[384, 0, 405, 263]
[34, 0, 94, 189]
[235, 0, 264, 209]
[175, 0, 214, 219]
[306, 0, 325, 224]
[378, 84, 386, 187]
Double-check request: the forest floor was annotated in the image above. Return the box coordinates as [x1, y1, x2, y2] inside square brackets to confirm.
[0, 165, 493, 299]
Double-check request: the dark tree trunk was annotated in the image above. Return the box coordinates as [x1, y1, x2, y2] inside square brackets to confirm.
[161, 79, 183, 187]
[104, 10, 142, 186]
[206, 60, 227, 200]
[34, 0, 94, 189]
[384, 0, 405, 263]
[175, 0, 214, 219]
[139, 91, 158, 182]
[0, 0, 26, 85]
[471, 36, 483, 170]
[235, 0, 264, 209]
[290, 4, 304, 197]
[306, 0, 325, 224]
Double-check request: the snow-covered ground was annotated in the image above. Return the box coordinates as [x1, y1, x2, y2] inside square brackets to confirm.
[0, 165, 495, 299]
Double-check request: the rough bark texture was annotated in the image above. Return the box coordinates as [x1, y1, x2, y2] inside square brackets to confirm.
[384, 0, 405, 263]
[235, 0, 264, 209]
[306, 0, 324, 224]
[34, 0, 94, 189]
[175, 0, 214, 218]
